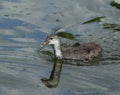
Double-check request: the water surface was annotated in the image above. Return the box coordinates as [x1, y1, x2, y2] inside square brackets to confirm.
[0, 0, 120, 95]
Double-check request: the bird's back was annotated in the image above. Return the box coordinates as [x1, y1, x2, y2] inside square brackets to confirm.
[62, 42, 102, 62]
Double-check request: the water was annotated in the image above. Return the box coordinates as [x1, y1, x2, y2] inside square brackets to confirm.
[0, 0, 120, 95]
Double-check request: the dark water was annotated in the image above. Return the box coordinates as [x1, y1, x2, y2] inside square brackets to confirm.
[0, 0, 120, 95]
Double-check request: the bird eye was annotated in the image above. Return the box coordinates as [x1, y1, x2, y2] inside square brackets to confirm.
[49, 37, 53, 40]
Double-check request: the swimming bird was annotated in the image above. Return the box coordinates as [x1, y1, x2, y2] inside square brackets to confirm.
[40, 34, 102, 63]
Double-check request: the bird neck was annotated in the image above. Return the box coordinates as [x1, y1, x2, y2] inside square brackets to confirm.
[52, 41, 62, 59]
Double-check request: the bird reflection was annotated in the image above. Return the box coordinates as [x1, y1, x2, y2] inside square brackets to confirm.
[41, 58, 62, 88]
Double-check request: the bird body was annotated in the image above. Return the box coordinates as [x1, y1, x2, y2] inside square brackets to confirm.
[40, 35, 102, 63]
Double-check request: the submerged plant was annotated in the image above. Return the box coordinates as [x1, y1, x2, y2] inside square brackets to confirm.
[110, 1, 120, 9]
[82, 16, 105, 24]
[102, 23, 120, 31]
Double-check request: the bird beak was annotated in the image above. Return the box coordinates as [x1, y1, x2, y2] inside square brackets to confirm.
[40, 41, 49, 49]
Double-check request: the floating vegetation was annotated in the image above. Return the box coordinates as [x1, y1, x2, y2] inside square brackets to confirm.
[40, 50, 53, 57]
[39, 50, 55, 62]
[110, 1, 120, 9]
[102, 23, 120, 31]
[82, 16, 105, 24]
[57, 32, 75, 40]
[4, 14, 10, 17]
[55, 19, 61, 22]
